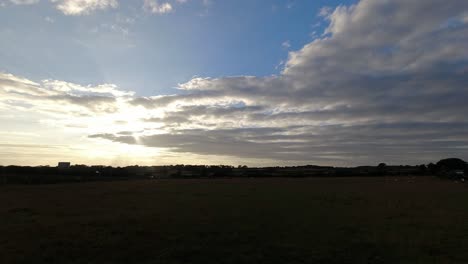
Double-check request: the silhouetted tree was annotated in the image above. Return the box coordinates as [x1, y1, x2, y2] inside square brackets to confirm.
[418, 164, 427, 175]
[427, 163, 437, 175]
[436, 158, 466, 171]
[1, 166, 5, 184]
[377, 163, 387, 175]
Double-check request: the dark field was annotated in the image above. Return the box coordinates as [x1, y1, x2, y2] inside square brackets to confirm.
[1, 177, 468, 264]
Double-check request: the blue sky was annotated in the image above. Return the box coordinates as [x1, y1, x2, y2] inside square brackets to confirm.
[0, 0, 354, 95]
[1, 0, 468, 166]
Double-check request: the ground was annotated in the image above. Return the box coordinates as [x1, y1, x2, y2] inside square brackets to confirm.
[1, 177, 468, 263]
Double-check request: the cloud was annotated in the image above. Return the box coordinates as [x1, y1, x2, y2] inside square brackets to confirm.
[124, 0, 468, 164]
[3, 0, 468, 165]
[3, 0, 195, 16]
[89, 121, 468, 164]
[318, 6, 332, 18]
[51, 0, 118, 15]
[0, 72, 133, 115]
[143, 0, 172, 14]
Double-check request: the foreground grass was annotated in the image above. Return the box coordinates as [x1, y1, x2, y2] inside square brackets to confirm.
[1, 177, 468, 263]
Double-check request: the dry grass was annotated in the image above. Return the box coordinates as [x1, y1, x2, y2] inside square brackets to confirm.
[1, 177, 468, 263]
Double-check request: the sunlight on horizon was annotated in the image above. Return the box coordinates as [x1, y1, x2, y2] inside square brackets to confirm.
[1, 0, 468, 166]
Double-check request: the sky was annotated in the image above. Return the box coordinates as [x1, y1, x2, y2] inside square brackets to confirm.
[1, 0, 468, 167]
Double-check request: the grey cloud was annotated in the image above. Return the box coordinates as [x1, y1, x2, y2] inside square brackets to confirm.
[89, 133, 137, 144]
[129, 96, 177, 109]
[4, 0, 468, 165]
[107, 0, 468, 164]
[90, 121, 468, 165]
[143, 105, 266, 126]
[47, 94, 117, 113]
[129, 90, 223, 109]
[0, 73, 127, 114]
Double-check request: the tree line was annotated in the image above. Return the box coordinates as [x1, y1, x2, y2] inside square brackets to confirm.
[0, 158, 466, 185]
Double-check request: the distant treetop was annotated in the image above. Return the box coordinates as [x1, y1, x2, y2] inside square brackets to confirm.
[436, 158, 467, 171]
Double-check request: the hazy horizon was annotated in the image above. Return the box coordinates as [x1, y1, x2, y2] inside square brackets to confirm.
[1, 0, 468, 167]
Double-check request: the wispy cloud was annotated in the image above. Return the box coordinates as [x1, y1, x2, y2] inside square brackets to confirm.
[318, 6, 332, 18]
[143, 0, 173, 14]
[3, 0, 201, 16]
[51, 0, 118, 15]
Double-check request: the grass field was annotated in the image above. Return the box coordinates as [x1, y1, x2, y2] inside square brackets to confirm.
[1, 177, 468, 263]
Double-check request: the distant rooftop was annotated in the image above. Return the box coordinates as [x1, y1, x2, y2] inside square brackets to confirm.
[58, 162, 71, 169]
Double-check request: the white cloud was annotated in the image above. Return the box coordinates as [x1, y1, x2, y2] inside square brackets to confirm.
[51, 0, 118, 15]
[2, 0, 195, 16]
[126, 0, 468, 164]
[0, 72, 134, 116]
[318, 6, 332, 18]
[2, 0, 468, 166]
[143, 0, 172, 14]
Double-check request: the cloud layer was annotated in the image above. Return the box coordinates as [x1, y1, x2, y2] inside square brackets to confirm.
[2, 0, 468, 165]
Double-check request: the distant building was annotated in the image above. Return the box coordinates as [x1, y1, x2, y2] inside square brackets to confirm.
[58, 162, 71, 169]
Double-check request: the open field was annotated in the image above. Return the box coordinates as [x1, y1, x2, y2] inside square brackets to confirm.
[1, 177, 468, 263]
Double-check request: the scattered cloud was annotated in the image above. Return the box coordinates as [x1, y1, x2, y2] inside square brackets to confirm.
[318, 6, 332, 18]
[282, 40, 291, 49]
[143, 0, 172, 14]
[51, 0, 118, 15]
[2, 0, 199, 16]
[126, 0, 468, 164]
[0, 72, 133, 116]
[2, 0, 468, 165]
[91, 22, 129, 36]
